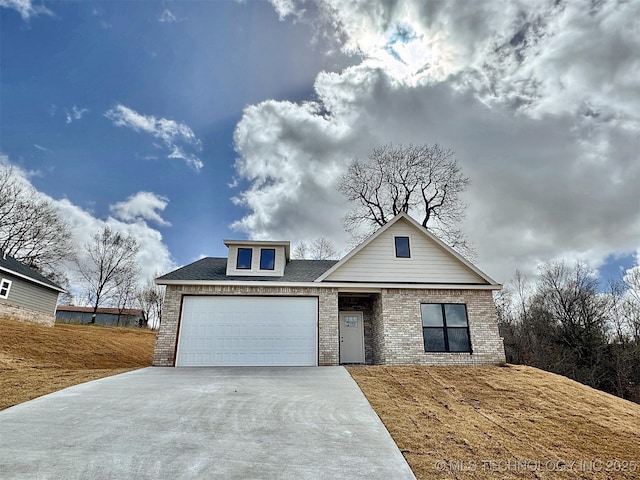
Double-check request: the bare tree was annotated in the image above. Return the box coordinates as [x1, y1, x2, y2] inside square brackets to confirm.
[337, 143, 470, 252]
[136, 278, 165, 329]
[77, 227, 140, 324]
[0, 165, 72, 276]
[114, 272, 136, 327]
[291, 237, 338, 260]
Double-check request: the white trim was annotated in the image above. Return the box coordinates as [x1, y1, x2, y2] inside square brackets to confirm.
[0, 278, 12, 299]
[0, 267, 66, 293]
[155, 279, 501, 291]
[315, 212, 499, 285]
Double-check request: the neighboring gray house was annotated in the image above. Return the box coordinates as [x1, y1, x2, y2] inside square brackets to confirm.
[154, 213, 506, 367]
[0, 251, 65, 326]
[55, 305, 146, 328]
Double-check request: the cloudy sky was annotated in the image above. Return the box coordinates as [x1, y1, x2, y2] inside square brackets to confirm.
[1, 0, 638, 292]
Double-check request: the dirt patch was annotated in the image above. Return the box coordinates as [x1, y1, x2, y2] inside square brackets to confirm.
[0, 317, 156, 410]
[348, 365, 640, 480]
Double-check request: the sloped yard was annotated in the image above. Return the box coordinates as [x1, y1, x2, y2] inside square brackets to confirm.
[0, 317, 156, 410]
[348, 365, 640, 480]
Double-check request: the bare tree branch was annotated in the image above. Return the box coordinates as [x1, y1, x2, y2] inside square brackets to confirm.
[338, 143, 472, 256]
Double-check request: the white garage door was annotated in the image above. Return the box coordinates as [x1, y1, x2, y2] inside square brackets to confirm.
[176, 296, 318, 366]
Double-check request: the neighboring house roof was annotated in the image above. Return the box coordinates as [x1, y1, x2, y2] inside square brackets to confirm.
[56, 305, 144, 316]
[0, 250, 65, 293]
[157, 258, 338, 283]
[316, 212, 499, 285]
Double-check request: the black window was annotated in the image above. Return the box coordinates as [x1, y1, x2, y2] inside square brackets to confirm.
[236, 248, 252, 269]
[421, 304, 471, 353]
[395, 236, 411, 258]
[260, 248, 276, 270]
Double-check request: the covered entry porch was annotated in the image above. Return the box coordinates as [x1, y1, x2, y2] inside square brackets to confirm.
[338, 292, 381, 365]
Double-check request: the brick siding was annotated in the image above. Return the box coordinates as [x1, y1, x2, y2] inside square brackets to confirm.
[374, 288, 505, 365]
[154, 285, 504, 367]
[153, 285, 339, 366]
[0, 301, 55, 326]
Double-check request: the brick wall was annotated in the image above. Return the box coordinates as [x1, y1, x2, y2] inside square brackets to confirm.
[153, 285, 339, 366]
[0, 301, 55, 326]
[377, 288, 505, 365]
[153, 284, 505, 367]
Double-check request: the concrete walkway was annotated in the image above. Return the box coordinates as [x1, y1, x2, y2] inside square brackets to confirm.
[0, 367, 415, 479]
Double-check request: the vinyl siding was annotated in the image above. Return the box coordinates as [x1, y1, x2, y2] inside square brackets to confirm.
[226, 245, 286, 277]
[325, 221, 486, 284]
[0, 272, 59, 314]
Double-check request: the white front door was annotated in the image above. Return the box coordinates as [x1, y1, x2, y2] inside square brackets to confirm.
[339, 311, 364, 364]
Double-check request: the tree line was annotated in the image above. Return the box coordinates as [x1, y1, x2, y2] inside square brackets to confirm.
[0, 166, 164, 327]
[496, 261, 640, 403]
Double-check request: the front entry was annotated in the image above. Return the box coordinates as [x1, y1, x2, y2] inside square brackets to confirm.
[339, 311, 365, 364]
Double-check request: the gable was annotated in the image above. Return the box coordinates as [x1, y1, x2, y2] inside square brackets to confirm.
[322, 216, 491, 284]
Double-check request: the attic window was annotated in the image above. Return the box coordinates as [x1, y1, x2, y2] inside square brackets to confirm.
[0, 279, 11, 299]
[236, 248, 253, 269]
[260, 249, 275, 270]
[395, 236, 411, 258]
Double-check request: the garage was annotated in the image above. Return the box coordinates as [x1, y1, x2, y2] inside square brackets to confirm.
[176, 296, 318, 366]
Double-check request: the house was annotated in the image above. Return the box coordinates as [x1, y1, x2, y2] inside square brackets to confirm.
[55, 305, 146, 328]
[0, 251, 65, 326]
[154, 213, 506, 367]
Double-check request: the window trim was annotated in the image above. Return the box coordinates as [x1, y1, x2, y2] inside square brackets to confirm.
[236, 248, 253, 270]
[421, 303, 472, 353]
[259, 248, 276, 270]
[0, 278, 12, 299]
[394, 236, 411, 258]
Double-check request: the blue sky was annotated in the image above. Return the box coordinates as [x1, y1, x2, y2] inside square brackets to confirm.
[1, 0, 639, 295]
[2, 1, 349, 265]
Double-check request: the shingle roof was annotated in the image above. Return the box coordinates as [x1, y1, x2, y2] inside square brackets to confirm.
[0, 250, 64, 291]
[157, 258, 338, 283]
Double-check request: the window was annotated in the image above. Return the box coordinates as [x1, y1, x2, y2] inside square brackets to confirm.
[395, 236, 411, 258]
[236, 248, 253, 269]
[260, 248, 276, 270]
[421, 304, 471, 353]
[0, 279, 11, 299]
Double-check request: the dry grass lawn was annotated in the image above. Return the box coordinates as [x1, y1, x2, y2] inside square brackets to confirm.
[348, 365, 640, 480]
[0, 317, 156, 410]
[3, 316, 639, 479]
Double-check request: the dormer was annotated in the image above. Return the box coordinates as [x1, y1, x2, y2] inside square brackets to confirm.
[223, 240, 290, 277]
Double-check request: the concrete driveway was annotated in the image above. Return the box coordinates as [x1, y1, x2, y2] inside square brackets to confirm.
[0, 367, 415, 479]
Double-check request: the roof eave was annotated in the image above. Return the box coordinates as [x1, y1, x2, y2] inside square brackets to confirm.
[0, 266, 66, 293]
[155, 279, 501, 290]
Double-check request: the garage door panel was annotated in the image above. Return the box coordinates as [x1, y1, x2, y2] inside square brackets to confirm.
[176, 296, 318, 366]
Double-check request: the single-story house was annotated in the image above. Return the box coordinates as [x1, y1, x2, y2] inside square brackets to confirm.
[0, 250, 65, 326]
[55, 305, 146, 328]
[154, 212, 506, 367]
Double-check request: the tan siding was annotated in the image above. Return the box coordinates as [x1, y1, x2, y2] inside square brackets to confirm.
[325, 221, 486, 283]
[0, 273, 59, 314]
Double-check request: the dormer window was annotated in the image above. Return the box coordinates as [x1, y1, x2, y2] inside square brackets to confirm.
[260, 248, 275, 270]
[395, 236, 411, 258]
[236, 248, 253, 269]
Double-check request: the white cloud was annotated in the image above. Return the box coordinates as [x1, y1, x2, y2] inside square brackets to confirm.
[0, 0, 52, 20]
[65, 105, 88, 124]
[110, 191, 171, 227]
[33, 144, 52, 153]
[231, 0, 640, 283]
[2, 158, 176, 301]
[158, 8, 178, 23]
[104, 104, 203, 170]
